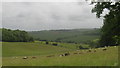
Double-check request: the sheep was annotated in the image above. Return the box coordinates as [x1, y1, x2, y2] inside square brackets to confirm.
[94, 49, 96, 52]
[60, 52, 70, 56]
[64, 52, 70, 56]
[32, 56, 36, 59]
[73, 53, 78, 54]
[46, 56, 51, 57]
[78, 52, 82, 54]
[22, 56, 28, 59]
[87, 49, 92, 52]
[59, 54, 64, 57]
[102, 48, 107, 51]
[89, 49, 92, 52]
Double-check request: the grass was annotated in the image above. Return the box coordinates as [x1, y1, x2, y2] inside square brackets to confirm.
[2, 42, 118, 66]
[2, 42, 71, 57]
[0, 42, 2, 66]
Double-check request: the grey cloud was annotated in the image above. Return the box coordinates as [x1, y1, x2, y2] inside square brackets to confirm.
[2, 2, 103, 31]
[0, 2, 2, 28]
[51, 14, 62, 20]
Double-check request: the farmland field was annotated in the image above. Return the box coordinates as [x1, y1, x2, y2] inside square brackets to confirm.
[2, 42, 118, 66]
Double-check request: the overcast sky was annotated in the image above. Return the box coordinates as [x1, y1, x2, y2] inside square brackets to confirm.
[2, 2, 103, 31]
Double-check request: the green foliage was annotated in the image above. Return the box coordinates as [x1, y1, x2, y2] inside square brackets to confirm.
[2, 28, 34, 42]
[92, 2, 120, 46]
[88, 39, 100, 48]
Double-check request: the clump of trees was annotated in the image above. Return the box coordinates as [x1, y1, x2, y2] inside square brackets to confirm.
[88, 39, 100, 48]
[92, 1, 120, 47]
[2, 28, 34, 42]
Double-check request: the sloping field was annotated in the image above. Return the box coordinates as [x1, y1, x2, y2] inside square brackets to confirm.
[2, 42, 71, 57]
[2, 42, 118, 66]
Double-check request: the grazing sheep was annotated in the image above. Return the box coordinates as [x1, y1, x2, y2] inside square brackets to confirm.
[22, 56, 28, 59]
[64, 52, 70, 56]
[79, 52, 82, 54]
[102, 48, 107, 51]
[87, 49, 92, 52]
[32, 56, 36, 59]
[114, 46, 117, 47]
[73, 53, 78, 54]
[89, 49, 92, 52]
[59, 54, 64, 57]
[94, 49, 96, 52]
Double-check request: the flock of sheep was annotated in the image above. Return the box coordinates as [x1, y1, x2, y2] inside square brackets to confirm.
[13, 46, 117, 59]
[58, 47, 108, 57]
[22, 56, 36, 59]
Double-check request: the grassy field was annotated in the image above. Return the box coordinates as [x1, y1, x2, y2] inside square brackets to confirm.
[29, 29, 100, 43]
[2, 42, 118, 66]
[0, 42, 2, 66]
[2, 42, 72, 57]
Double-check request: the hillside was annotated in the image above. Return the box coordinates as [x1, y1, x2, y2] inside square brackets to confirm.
[2, 42, 118, 66]
[2, 42, 71, 57]
[29, 28, 100, 43]
[0, 29, 1, 41]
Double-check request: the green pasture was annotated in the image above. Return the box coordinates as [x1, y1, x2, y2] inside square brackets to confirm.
[2, 42, 118, 66]
[2, 42, 71, 57]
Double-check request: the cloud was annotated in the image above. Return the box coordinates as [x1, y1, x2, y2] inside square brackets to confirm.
[0, 2, 2, 28]
[2, 2, 103, 31]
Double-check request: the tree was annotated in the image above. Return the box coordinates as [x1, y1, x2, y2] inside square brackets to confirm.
[2, 28, 34, 42]
[92, 1, 120, 46]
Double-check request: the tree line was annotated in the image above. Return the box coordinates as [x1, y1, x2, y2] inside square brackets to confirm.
[2, 28, 34, 42]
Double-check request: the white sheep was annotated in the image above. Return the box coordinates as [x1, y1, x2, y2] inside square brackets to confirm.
[22, 56, 28, 59]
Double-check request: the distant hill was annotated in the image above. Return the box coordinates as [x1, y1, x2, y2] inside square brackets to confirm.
[0, 28, 2, 41]
[28, 28, 100, 43]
